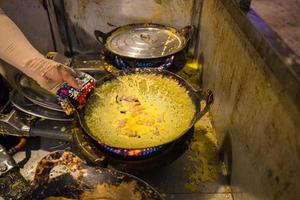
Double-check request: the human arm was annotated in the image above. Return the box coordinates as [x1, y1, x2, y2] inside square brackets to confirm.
[0, 8, 80, 93]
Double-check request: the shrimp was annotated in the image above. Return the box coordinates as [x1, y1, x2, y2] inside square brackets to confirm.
[117, 119, 127, 128]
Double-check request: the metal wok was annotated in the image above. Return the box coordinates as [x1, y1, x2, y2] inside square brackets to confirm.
[0, 149, 163, 200]
[29, 151, 163, 200]
[77, 68, 213, 150]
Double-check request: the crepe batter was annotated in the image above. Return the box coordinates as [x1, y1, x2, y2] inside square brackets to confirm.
[84, 73, 196, 149]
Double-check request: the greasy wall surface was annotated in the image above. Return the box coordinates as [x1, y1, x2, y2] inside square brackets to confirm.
[0, 0, 54, 54]
[62, 0, 194, 53]
[0, 0, 54, 85]
[251, 0, 300, 57]
[199, 0, 300, 199]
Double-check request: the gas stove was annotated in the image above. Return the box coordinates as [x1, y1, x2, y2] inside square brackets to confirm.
[0, 52, 193, 173]
[0, 53, 232, 200]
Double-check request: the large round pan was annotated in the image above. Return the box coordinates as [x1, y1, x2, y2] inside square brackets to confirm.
[29, 151, 163, 200]
[77, 68, 213, 150]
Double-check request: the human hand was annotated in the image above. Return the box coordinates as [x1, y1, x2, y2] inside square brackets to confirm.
[0, 11, 80, 94]
[34, 61, 96, 115]
[41, 64, 81, 93]
[28, 58, 81, 94]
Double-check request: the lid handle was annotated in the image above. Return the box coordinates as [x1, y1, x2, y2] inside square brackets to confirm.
[94, 30, 108, 44]
[179, 25, 195, 41]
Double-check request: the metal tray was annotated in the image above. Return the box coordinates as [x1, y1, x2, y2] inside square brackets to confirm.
[10, 90, 73, 121]
[15, 74, 64, 112]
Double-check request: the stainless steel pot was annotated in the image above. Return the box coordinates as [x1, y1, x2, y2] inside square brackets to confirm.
[94, 23, 194, 70]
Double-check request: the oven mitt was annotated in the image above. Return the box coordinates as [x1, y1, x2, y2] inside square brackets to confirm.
[56, 72, 96, 115]
[0, 8, 79, 94]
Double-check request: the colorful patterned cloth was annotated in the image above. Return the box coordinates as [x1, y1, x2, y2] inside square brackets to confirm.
[56, 72, 96, 115]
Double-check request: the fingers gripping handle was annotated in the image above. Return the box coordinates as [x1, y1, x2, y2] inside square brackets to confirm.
[56, 72, 96, 115]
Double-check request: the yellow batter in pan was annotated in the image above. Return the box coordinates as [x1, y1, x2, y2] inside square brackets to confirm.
[84, 73, 195, 149]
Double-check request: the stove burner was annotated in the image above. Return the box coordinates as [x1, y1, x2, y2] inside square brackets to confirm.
[1, 53, 196, 172]
[99, 143, 164, 158]
[73, 126, 194, 173]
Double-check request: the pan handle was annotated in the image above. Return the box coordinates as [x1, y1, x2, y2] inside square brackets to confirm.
[0, 107, 73, 141]
[195, 90, 214, 121]
[0, 109, 31, 137]
[94, 30, 108, 44]
[29, 127, 73, 142]
[179, 25, 194, 42]
[0, 109, 69, 141]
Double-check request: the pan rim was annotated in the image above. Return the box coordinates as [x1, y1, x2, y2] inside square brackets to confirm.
[78, 69, 201, 149]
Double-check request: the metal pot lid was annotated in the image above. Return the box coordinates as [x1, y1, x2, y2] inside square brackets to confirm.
[15, 74, 63, 112]
[105, 24, 187, 59]
[10, 90, 73, 121]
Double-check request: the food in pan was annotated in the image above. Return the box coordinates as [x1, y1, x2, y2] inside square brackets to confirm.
[85, 73, 196, 148]
[80, 181, 142, 200]
[44, 197, 75, 200]
[44, 181, 142, 200]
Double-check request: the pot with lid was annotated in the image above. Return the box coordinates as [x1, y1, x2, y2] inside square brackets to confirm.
[94, 23, 193, 70]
